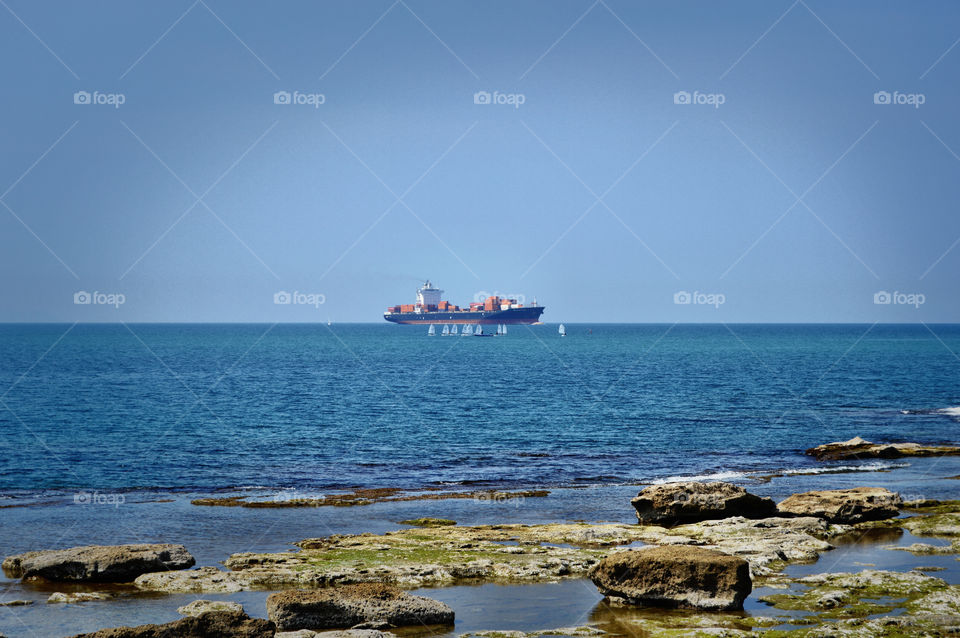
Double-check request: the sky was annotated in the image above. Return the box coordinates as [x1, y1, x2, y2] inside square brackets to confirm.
[1, 0, 959, 323]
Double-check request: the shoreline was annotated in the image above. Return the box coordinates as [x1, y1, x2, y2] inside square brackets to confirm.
[3, 453, 960, 636]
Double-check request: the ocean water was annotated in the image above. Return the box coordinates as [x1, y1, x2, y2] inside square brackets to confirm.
[2, 323, 960, 636]
[1, 323, 959, 499]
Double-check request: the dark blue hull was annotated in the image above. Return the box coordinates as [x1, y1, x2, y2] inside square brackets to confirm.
[384, 306, 544, 325]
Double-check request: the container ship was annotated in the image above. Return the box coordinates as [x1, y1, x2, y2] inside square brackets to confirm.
[384, 281, 544, 325]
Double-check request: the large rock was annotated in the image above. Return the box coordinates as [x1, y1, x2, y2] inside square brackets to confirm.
[70, 610, 274, 637]
[4, 544, 194, 582]
[631, 481, 776, 525]
[266, 583, 454, 631]
[806, 436, 960, 461]
[177, 599, 244, 617]
[777, 487, 902, 523]
[589, 546, 751, 610]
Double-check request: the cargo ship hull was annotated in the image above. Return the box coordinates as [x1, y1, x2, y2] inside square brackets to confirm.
[384, 306, 544, 325]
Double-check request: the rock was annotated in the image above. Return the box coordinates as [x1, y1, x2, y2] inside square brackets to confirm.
[266, 583, 454, 631]
[0, 599, 33, 606]
[48, 592, 114, 603]
[777, 487, 902, 523]
[177, 599, 244, 616]
[69, 610, 274, 637]
[398, 518, 455, 527]
[904, 512, 960, 537]
[806, 436, 960, 461]
[135, 566, 244, 592]
[588, 546, 751, 610]
[6, 544, 194, 582]
[276, 632, 391, 638]
[630, 481, 777, 525]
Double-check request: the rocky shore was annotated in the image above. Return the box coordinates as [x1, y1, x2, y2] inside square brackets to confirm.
[5, 438, 960, 637]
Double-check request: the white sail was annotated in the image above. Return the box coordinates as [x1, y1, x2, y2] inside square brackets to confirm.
[442, 325, 450, 335]
[462, 325, 472, 336]
[475, 324, 483, 336]
[502, 324, 507, 335]
[428, 324, 436, 336]
[451, 325, 458, 335]
[559, 323, 566, 336]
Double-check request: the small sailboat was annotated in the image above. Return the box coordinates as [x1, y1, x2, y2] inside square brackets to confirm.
[475, 324, 493, 337]
[462, 324, 473, 336]
[502, 324, 507, 336]
[559, 323, 566, 337]
[428, 324, 436, 336]
[451, 324, 459, 335]
[441, 325, 450, 336]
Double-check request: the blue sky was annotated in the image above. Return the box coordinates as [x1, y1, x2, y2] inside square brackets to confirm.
[1, 0, 958, 322]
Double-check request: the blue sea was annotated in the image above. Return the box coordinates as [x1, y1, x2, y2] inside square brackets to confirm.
[2, 323, 960, 636]
[1, 323, 959, 497]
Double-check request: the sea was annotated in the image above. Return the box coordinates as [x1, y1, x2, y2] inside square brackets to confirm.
[1, 323, 959, 636]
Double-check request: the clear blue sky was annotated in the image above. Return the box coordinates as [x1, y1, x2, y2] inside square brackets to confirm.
[1, 0, 958, 322]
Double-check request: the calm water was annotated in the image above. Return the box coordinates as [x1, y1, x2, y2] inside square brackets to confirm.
[1, 323, 959, 498]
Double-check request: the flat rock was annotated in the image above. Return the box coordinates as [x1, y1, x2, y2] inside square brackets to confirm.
[135, 566, 244, 592]
[5, 544, 194, 582]
[806, 436, 960, 461]
[589, 546, 752, 610]
[48, 592, 114, 604]
[266, 583, 454, 631]
[176, 599, 244, 616]
[0, 599, 33, 606]
[630, 481, 777, 525]
[69, 610, 274, 637]
[777, 487, 902, 523]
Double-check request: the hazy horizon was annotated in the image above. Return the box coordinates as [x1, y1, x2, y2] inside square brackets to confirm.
[2, 1, 959, 323]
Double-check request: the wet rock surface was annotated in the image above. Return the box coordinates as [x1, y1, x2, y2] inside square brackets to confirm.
[266, 583, 454, 631]
[630, 481, 777, 525]
[589, 546, 752, 610]
[777, 487, 903, 523]
[806, 436, 960, 461]
[3, 544, 195, 582]
[69, 610, 274, 637]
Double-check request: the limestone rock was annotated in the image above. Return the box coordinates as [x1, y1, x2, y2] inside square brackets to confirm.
[631, 481, 777, 525]
[589, 546, 751, 610]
